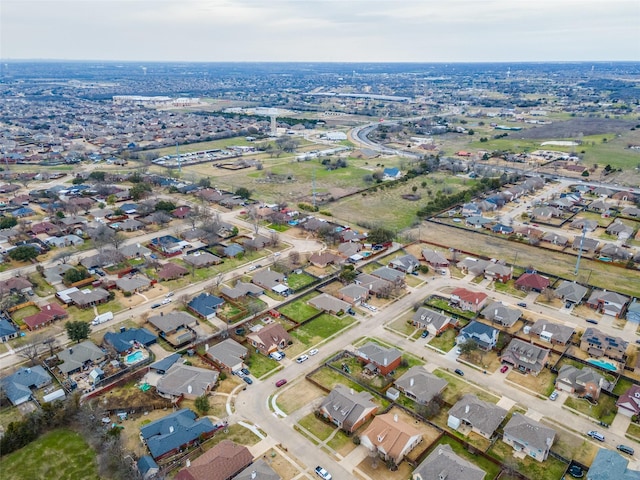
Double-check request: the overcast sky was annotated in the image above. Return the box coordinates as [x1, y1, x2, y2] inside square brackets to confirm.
[2, 0, 638, 62]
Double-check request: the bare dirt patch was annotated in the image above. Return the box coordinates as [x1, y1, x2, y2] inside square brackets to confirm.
[276, 380, 327, 415]
[261, 447, 302, 480]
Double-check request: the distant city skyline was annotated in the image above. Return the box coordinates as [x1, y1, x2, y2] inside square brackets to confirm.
[2, 0, 638, 63]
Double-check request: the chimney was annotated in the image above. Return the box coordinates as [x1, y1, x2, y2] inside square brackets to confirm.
[120, 326, 126, 333]
[169, 426, 174, 433]
[186, 459, 190, 467]
[465, 405, 470, 414]
[251, 472, 257, 480]
[393, 414, 398, 422]
[160, 311, 164, 317]
[69, 348, 73, 355]
[410, 378, 414, 387]
[384, 357, 388, 366]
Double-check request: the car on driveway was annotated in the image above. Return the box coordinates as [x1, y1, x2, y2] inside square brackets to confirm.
[241, 367, 250, 376]
[296, 355, 309, 364]
[549, 391, 559, 401]
[315, 466, 332, 480]
[500, 365, 509, 373]
[242, 376, 253, 385]
[421, 330, 429, 338]
[309, 349, 319, 356]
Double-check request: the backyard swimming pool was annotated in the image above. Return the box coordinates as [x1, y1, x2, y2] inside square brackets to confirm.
[125, 350, 145, 365]
[587, 358, 617, 372]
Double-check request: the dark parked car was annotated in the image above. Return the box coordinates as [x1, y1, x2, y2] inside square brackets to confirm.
[242, 376, 253, 385]
[586, 318, 599, 324]
[454, 369, 465, 376]
[241, 367, 250, 376]
[617, 444, 634, 455]
[275, 379, 287, 387]
[421, 331, 429, 338]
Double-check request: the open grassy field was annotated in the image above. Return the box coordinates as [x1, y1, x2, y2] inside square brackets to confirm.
[419, 221, 640, 296]
[326, 173, 477, 231]
[0, 429, 100, 480]
[289, 313, 357, 352]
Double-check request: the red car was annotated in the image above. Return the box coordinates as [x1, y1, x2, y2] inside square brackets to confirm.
[275, 379, 287, 387]
[500, 365, 509, 373]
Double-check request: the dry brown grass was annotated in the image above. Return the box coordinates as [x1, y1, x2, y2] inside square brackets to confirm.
[276, 380, 326, 415]
[261, 447, 303, 480]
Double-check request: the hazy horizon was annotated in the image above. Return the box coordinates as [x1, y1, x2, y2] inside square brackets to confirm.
[2, 0, 638, 63]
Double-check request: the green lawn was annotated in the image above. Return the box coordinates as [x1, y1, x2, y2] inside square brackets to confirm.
[290, 313, 356, 349]
[27, 273, 56, 296]
[0, 429, 100, 480]
[245, 351, 280, 379]
[287, 272, 317, 291]
[428, 329, 458, 352]
[298, 413, 336, 441]
[488, 439, 567, 480]
[564, 395, 618, 424]
[433, 369, 500, 405]
[278, 294, 321, 322]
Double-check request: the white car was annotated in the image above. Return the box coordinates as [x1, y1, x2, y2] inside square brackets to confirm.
[315, 466, 332, 480]
[161, 298, 172, 305]
[309, 349, 319, 356]
[296, 355, 309, 364]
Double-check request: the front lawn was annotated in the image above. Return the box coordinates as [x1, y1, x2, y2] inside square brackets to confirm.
[428, 329, 457, 352]
[290, 313, 357, 350]
[245, 351, 280, 379]
[564, 395, 618, 424]
[297, 413, 336, 441]
[0, 429, 100, 480]
[506, 368, 556, 397]
[278, 294, 321, 322]
[433, 369, 500, 405]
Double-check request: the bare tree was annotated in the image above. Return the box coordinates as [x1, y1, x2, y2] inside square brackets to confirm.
[269, 231, 279, 247]
[17, 333, 45, 365]
[42, 336, 57, 357]
[52, 250, 74, 265]
[186, 205, 203, 230]
[179, 294, 189, 308]
[288, 251, 301, 266]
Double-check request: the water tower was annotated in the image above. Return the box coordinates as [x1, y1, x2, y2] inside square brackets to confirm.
[269, 108, 278, 136]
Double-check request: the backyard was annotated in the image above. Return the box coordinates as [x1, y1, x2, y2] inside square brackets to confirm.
[277, 293, 321, 322]
[487, 438, 567, 480]
[288, 313, 357, 355]
[0, 429, 100, 480]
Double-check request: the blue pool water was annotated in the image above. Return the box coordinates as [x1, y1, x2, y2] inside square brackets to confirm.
[587, 358, 617, 371]
[125, 350, 144, 364]
[362, 252, 372, 257]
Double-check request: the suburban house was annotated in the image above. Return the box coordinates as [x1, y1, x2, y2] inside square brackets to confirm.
[421, 249, 449, 268]
[188, 293, 225, 320]
[103, 327, 157, 353]
[394, 366, 447, 405]
[309, 252, 342, 268]
[515, 272, 550, 292]
[318, 384, 378, 433]
[115, 276, 152, 294]
[337, 284, 369, 305]
[222, 243, 244, 258]
[149, 353, 181, 375]
[0, 277, 34, 296]
[246, 323, 291, 355]
[157, 262, 189, 281]
[183, 251, 222, 268]
[175, 439, 253, 480]
[22, 303, 69, 331]
[0, 366, 52, 405]
[412, 444, 486, 480]
[556, 365, 609, 400]
[586, 290, 630, 318]
[147, 311, 198, 347]
[503, 413, 556, 462]
[0, 318, 18, 343]
[359, 412, 423, 466]
[355, 341, 402, 376]
[580, 327, 628, 361]
[234, 459, 281, 480]
[541, 232, 569, 246]
[219, 281, 264, 301]
[616, 384, 640, 417]
[572, 236, 599, 252]
[56, 340, 106, 375]
[456, 321, 499, 351]
[156, 363, 219, 400]
[206, 338, 248, 373]
[448, 394, 507, 439]
[412, 307, 455, 336]
[371, 266, 405, 285]
[529, 319, 575, 346]
[484, 263, 512, 283]
[137, 456, 159, 480]
[481, 302, 522, 328]
[355, 273, 393, 297]
[500, 339, 550, 375]
[586, 448, 640, 480]
[450, 288, 488, 313]
[555, 281, 588, 305]
[308, 293, 351, 315]
[60, 287, 110, 308]
[252, 269, 288, 295]
[383, 167, 402, 180]
[388, 254, 420, 274]
[140, 409, 219, 460]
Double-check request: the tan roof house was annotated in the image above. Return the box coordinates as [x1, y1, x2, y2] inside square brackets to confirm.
[359, 412, 423, 466]
[246, 323, 291, 355]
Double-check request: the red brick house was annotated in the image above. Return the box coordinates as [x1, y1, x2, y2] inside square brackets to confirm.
[450, 288, 488, 313]
[355, 341, 402, 376]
